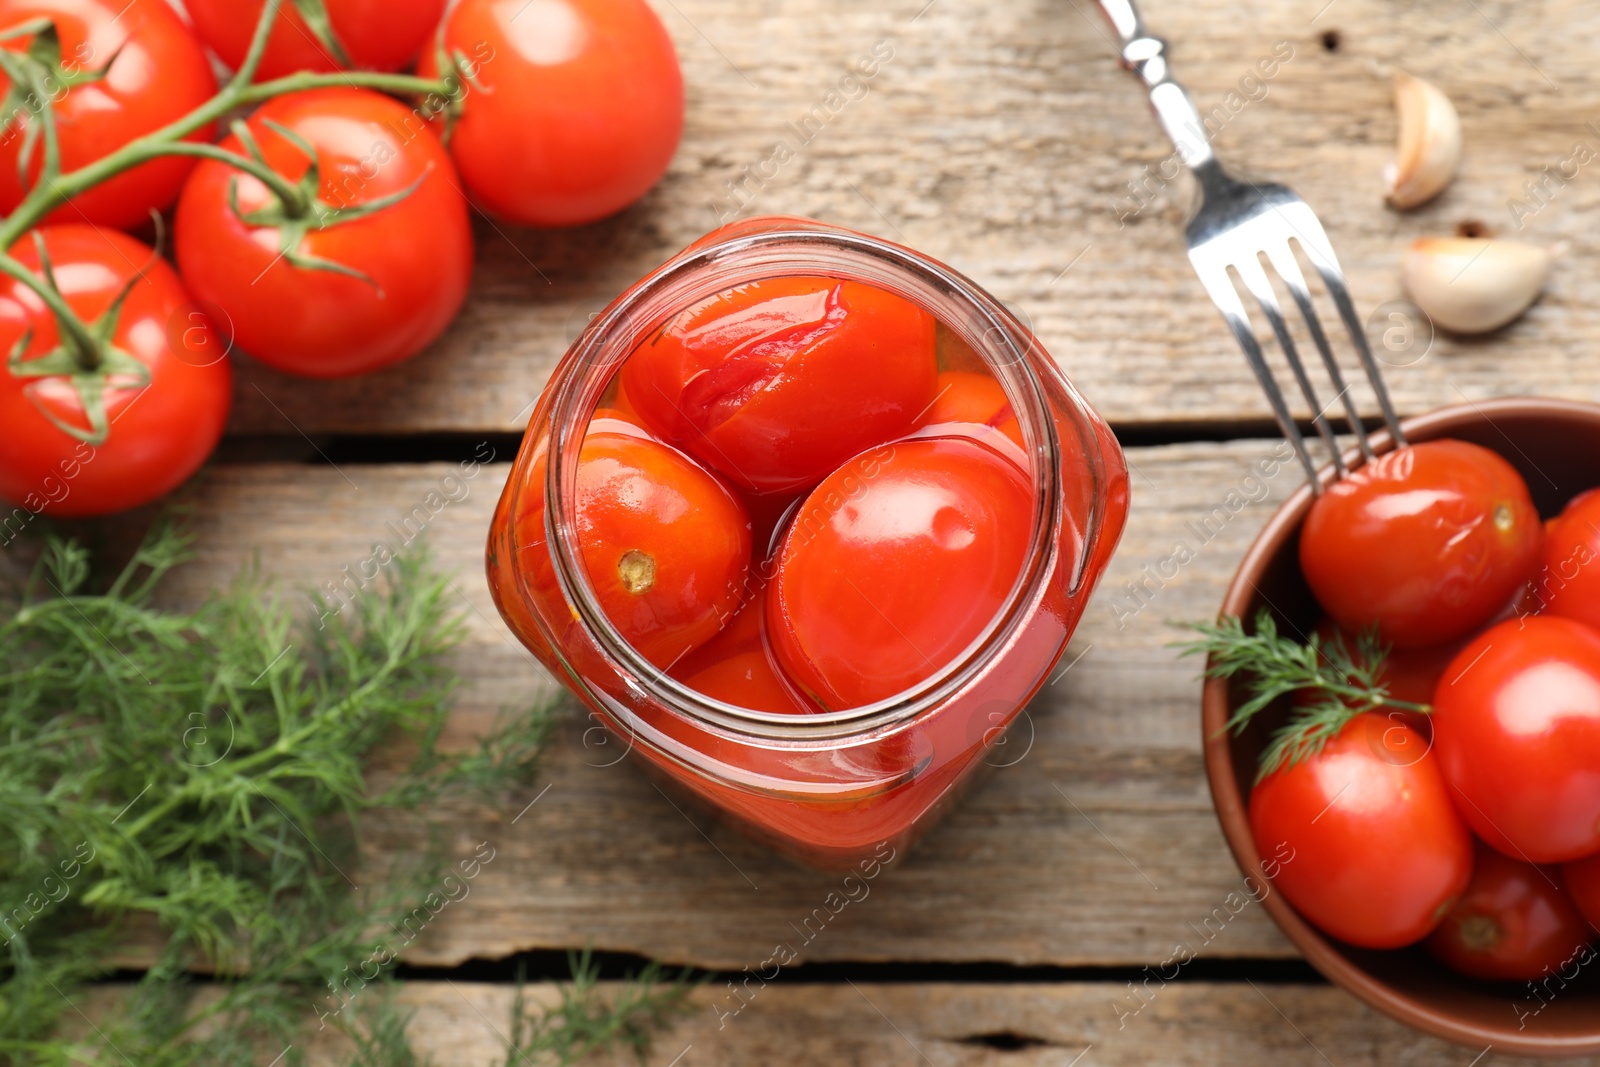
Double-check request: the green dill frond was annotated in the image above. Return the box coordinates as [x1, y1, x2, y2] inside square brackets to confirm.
[498, 949, 703, 1067]
[1174, 609, 1431, 782]
[0, 521, 601, 1065]
[333, 980, 434, 1067]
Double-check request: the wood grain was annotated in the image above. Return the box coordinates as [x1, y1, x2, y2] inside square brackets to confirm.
[25, 1, 1600, 1056]
[223, 0, 1600, 437]
[294, 980, 1596, 1067]
[129, 437, 1313, 972]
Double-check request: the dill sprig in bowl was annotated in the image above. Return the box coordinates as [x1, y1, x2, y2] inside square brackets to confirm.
[1191, 399, 1600, 1057]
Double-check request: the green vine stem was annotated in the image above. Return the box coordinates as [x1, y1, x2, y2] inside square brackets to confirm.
[14, 67, 459, 249]
[0, 0, 459, 374]
[0, 249, 98, 364]
[148, 134, 312, 218]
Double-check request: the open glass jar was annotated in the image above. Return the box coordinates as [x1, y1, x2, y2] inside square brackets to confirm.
[487, 217, 1129, 869]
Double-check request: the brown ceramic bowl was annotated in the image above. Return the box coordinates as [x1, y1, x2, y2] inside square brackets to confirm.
[1203, 398, 1600, 1058]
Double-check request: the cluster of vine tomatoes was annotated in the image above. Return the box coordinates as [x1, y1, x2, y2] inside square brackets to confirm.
[546, 275, 1034, 713]
[0, 0, 684, 518]
[1253, 439, 1600, 981]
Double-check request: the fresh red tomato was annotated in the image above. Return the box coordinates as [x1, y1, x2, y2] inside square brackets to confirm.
[672, 587, 813, 713]
[1298, 440, 1543, 649]
[920, 370, 1024, 449]
[185, 0, 447, 79]
[1433, 617, 1600, 864]
[1427, 844, 1593, 981]
[0, 225, 231, 517]
[622, 277, 938, 495]
[417, 0, 683, 227]
[1565, 852, 1600, 932]
[1250, 713, 1473, 949]
[174, 88, 472, 378]
[1530, 488, 1600, 631]
[0, 0, 217, 229]
[573, 432, 751, 668]
[768, 437, 1031, 710]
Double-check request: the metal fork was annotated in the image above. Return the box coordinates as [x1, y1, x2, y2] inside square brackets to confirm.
[1093, 0, 1406, 487]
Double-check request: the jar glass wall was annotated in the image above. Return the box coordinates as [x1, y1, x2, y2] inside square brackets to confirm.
[487, 217, 1130, 869]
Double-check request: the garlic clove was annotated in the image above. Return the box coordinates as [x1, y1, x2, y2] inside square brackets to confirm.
[1385, 71, 1462, 209]
[1401, 237, 1550, 334]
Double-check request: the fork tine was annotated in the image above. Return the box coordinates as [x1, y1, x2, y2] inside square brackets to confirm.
[1232, 256, 1346, 477]
[1319, 267, 1408, 448]
[1095, 3, 1408, 476]
[1188, 250, 1319, 486]
[1263, 242, 1372, 462]
[1277, 205, 1409, 449]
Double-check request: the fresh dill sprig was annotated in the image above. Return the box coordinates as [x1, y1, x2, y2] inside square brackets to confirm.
[498, 949, 702, 1067]
[1175, 610, 1432, 782]
[0, 520, 686, 1066]
[333, 983, 435, 1067]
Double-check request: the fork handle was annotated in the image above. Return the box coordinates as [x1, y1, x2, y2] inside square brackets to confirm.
[1094, 0, 1216, 171]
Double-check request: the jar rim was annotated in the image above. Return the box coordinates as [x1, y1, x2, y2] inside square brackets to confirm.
[533, 221, 1110, 742]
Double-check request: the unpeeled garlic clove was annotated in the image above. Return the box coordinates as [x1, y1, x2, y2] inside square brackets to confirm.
[1402, 237, 1550, 334]
[1385, 71, 1462, 209]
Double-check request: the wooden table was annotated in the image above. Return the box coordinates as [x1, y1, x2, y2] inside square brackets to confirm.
[163, 0, 1600, 1061]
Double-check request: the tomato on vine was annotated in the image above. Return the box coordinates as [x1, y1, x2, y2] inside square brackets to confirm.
[174, 87, 473, 378]
[418, 0, 684, 227]
[0, 0, 218, 229]
[0, 226, 231, 518]
[186, 0, 448, 80]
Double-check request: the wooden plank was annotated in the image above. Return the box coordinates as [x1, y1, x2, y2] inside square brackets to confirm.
[290, 980, 1598, 1066]
[224, 0, 1600, 437]
[119, 437, 1313, 971]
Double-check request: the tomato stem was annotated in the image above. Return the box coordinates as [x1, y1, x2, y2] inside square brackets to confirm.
[142, 140, 312, 218]
[618, 550, 658, 595]
[0, 249, 102, 370]
[240, 70, 457, 106]
[286, 0, 353, 69]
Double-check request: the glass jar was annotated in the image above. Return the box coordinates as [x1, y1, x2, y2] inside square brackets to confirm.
[487, 217, 1130, 869]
